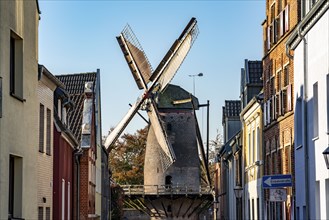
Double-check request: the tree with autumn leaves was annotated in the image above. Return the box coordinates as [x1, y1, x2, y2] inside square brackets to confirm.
[109, 126, 148, 185]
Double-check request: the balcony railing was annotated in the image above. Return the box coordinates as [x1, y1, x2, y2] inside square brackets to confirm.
[121, 184, 213, 196]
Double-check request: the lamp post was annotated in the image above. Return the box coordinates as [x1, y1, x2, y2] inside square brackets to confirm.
[323, 146, 329, 169]
[188, 73, 203, 95]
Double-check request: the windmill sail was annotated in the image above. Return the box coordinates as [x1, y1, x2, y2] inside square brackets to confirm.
[150, 17, 199, 92]
[117, 24, 153, 90]
[147, 100, 176, 165]
[104, 98, 144, 151]
[192, 104, 211, 186]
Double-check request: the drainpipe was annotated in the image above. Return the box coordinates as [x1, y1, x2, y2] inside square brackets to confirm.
[74, 149, 83, 220]
[298, 24, 310, 220]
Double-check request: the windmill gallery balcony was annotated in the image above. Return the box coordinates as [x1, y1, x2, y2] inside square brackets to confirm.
[122, 184, 213, 197]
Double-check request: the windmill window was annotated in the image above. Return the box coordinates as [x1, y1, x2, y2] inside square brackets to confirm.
[167, 123, 172, 131]
[165, 175, 172, 187]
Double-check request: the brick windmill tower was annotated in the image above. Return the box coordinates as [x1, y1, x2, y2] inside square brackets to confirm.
[104, 18, 213, 219]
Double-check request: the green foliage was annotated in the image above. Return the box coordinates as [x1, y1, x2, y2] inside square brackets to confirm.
[109, 126, 148, 185]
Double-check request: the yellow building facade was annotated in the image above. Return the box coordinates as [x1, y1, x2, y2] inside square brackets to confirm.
[0, 1, 40, 219]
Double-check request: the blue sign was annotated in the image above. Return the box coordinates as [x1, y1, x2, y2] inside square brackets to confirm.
[262, 174, 292, 188]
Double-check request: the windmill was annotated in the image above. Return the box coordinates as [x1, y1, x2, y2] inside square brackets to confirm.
[105, 18, 213, 219]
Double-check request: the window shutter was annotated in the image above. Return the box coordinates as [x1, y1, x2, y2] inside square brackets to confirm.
[264, 101, 267, 125]
[278, 91, 282, 116]
[280, 12, 284, 37]
[267, 26, 271, 50]
[285, 5, 289, 32]
[287, 84, 292, 111]
[267, 100, 271, 124]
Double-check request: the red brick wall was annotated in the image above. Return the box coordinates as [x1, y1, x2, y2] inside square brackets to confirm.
[262, 0, 300, 217]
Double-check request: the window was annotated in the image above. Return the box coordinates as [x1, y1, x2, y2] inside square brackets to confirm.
[286, 145, 292, 173]
[46, 108, 51, 155]
[46, 207, 50, 220]
[8, 155, 23, 219]
[249, 133, 252, 165]
[271, 3, 276, 23]
[284, 65, 290, 86]
[167, 123, 172, 132]
[252, 130, 255, 163]
[39, 104, 44, 152]
[277, 70, 281, 92]
[38, 207, 43, 220]
[278, 148, 282, 173]
[313, 82, 319, 138]
[235, 152, 242, 186]
[252, 198, 255, 220]
[165, 175, 172, 186]
[10, 31, 24, 100]
[296, 98, 303, 147]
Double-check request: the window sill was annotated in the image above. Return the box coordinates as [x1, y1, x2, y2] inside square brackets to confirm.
[296, 145, 303, 150]
[312, 136, 319, 141]
[10, 93, 25, 102]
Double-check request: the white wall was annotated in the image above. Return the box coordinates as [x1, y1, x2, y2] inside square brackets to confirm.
[293, 8, 329, 220]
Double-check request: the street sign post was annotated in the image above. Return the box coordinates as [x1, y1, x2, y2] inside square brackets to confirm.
[262, 174, 292, 188]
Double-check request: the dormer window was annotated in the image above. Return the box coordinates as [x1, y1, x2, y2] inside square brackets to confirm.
[57, 99, 62, 120]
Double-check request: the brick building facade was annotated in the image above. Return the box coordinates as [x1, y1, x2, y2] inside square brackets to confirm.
[262, 0, 300, 219]
[37, 65, 64, 220]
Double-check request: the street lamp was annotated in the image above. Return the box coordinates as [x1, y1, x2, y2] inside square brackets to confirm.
[323, 146, 329, 169]
[233, 187, 243, 198]
[188, 72, 203, 95]
[234, 187, 243, 220]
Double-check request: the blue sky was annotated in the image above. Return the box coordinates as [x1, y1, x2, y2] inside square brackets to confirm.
[38, 0, 265, 142]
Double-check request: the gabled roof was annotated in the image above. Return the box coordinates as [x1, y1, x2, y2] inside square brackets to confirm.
[56, 72, 97, 140]
[38, 65, 65, 89]
[223, 100, 241, 117]
[241, 60, 263, 90]
[222, 100, 241, 124]
[245, 60, 263, 85]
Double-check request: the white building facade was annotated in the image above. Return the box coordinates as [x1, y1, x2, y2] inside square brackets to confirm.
[241, 98, 264, 220]
[287, 0, 329, 219]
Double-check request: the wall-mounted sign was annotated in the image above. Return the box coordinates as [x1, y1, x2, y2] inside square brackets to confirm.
[270, 188, 287, 201]
[262, 174, 292, 188]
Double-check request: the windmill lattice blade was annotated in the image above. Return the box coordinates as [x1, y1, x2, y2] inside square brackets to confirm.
[193, 105, 211, 187]
[117, 24, 153, 90]
[147, 100, 176, 168]
[104, 98, 144, 151]
[150, 17, 199, 92]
